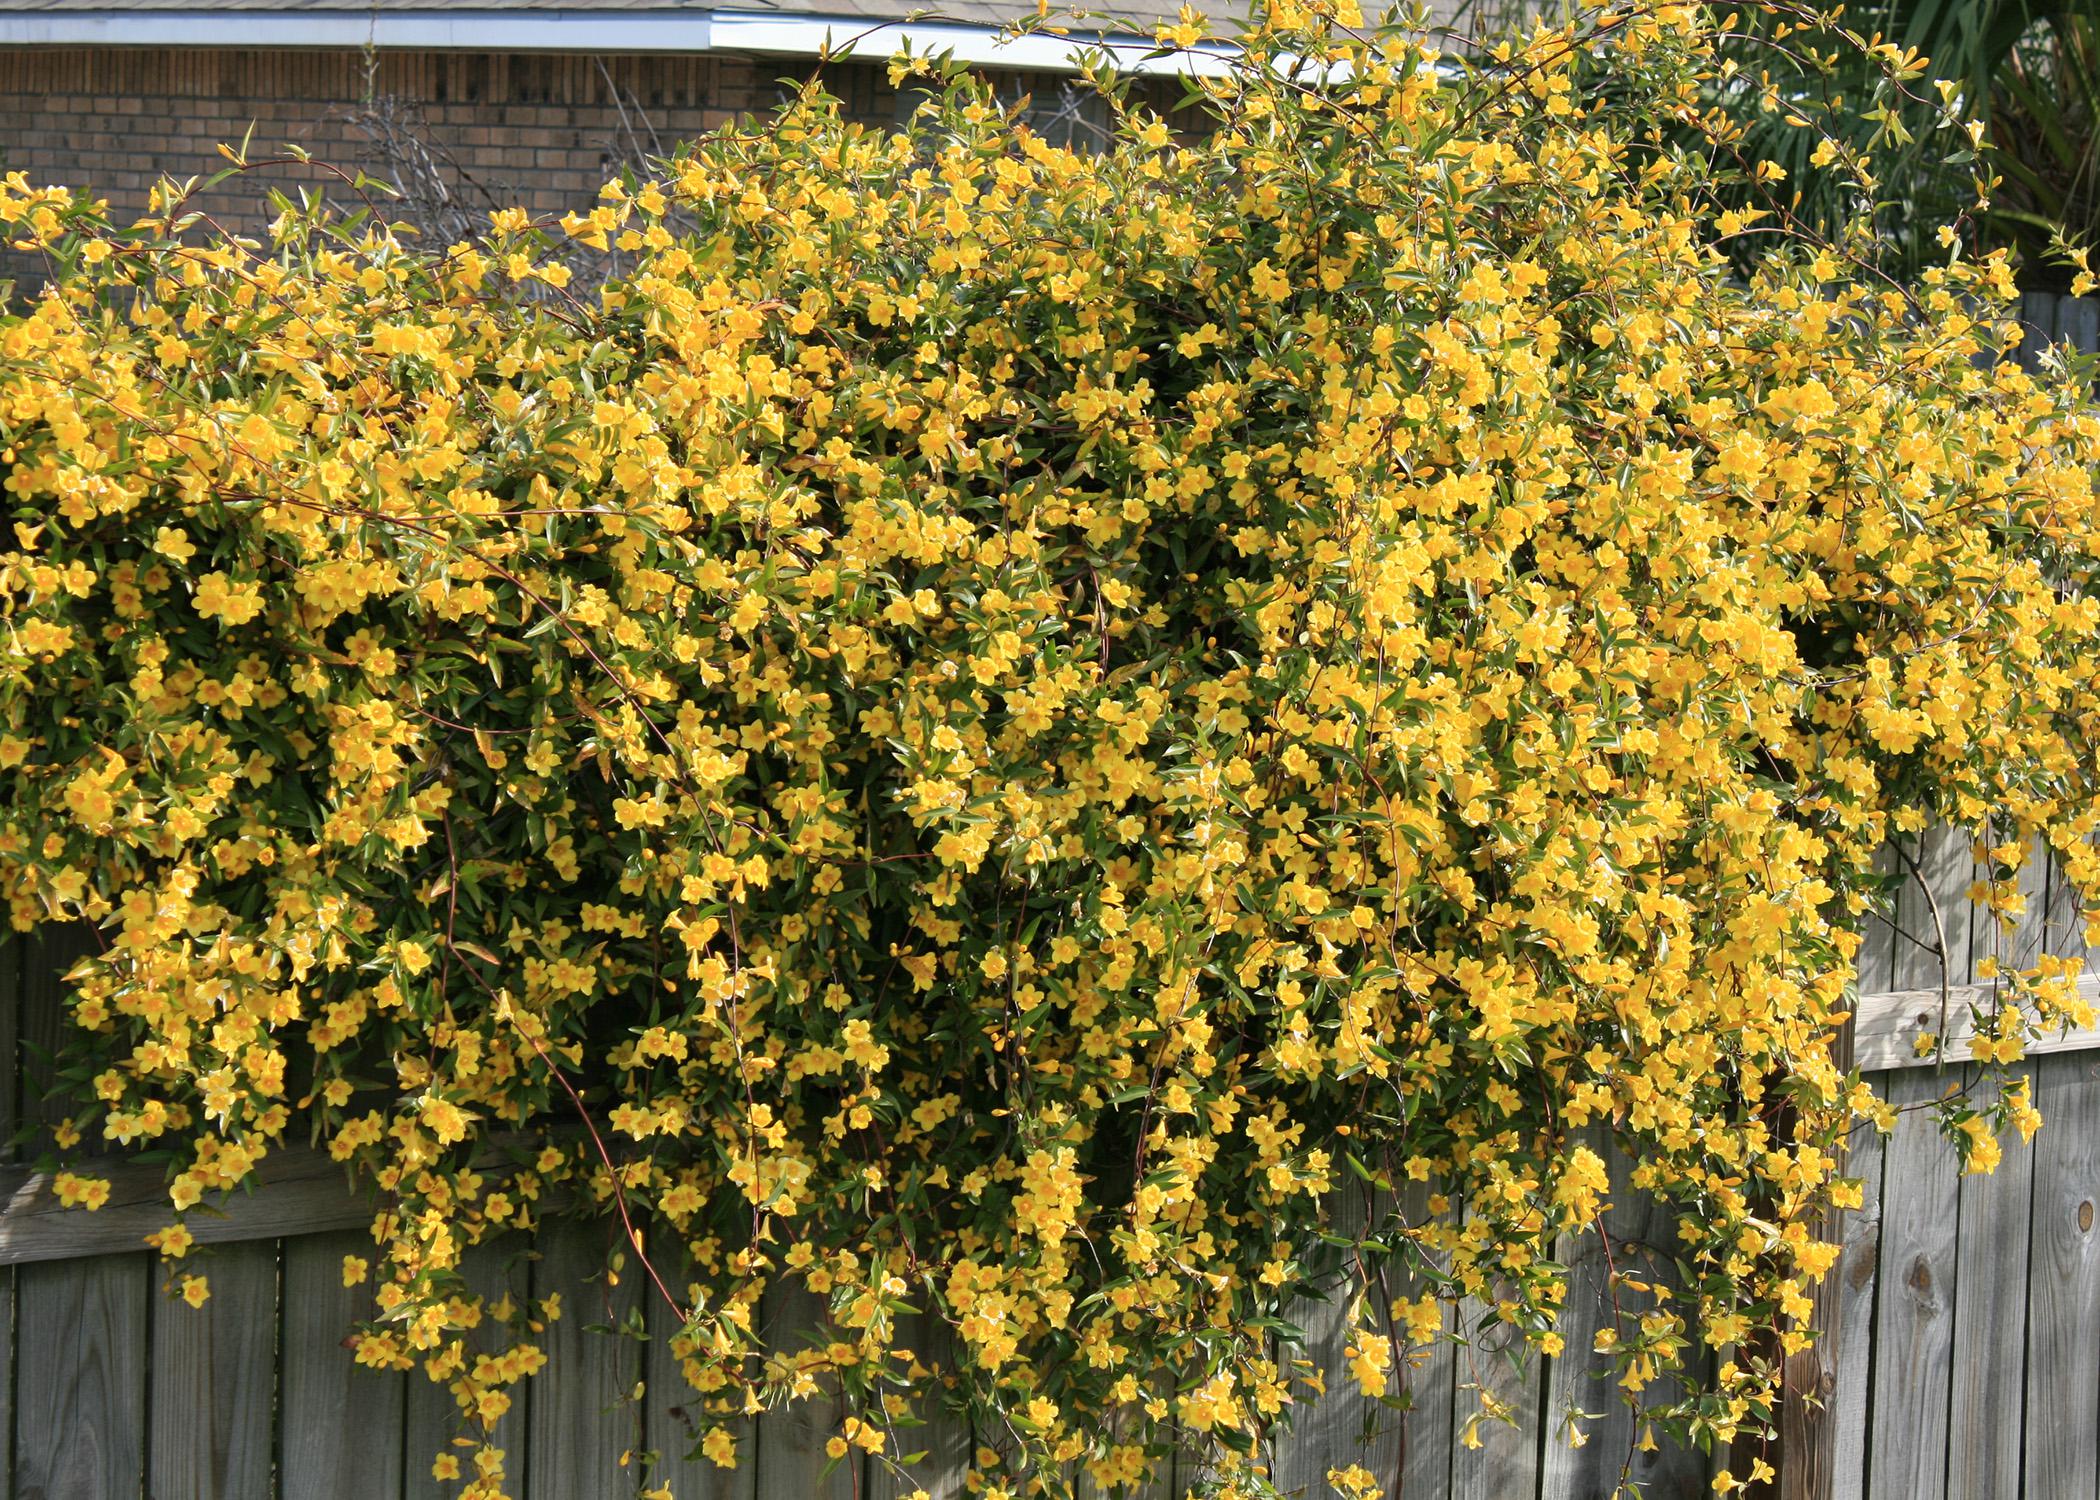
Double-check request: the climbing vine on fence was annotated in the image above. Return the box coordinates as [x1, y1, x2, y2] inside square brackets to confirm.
[2, 1, 2099, 1495]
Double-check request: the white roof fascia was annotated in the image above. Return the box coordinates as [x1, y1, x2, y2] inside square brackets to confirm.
[708, 11, 1237, 74]
[0, 6, 1240, 72]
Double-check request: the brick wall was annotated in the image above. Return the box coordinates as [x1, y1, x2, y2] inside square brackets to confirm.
[0, 45, 900, 291]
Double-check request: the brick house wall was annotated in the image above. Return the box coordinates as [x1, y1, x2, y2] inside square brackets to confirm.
[1, 44, 1134, 292]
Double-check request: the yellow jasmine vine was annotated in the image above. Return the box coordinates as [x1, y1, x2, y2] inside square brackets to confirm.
[1, 1, 2097, 1496]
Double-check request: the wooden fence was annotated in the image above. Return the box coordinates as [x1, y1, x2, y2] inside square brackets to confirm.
[5, 823, 2099, 1500]
[1, 295, 2096, 1500]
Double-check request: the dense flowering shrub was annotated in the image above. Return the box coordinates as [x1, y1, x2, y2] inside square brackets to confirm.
[3, 1, 2098, 1494]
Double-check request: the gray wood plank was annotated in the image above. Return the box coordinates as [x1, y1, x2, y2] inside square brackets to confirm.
[1448, 1293, 1543, 1500]
[1394, 1179, 1457, 1500]
[19, 925, 98, 1152]
[1545, 1128, 1706, 1500]
[526, 1214, 643, 1498]
[2057, 294, 2099, 361]
[282, 1229, 406, 1500]
[1542, 1124, 1617, 1498]
[1814, 851, 1895, 1500]
[1866, 825, 1971, 1500]
[2023, 1053, 2100, 1500]
[755, 1283, 860, 1500]
[1945, 1063, 2037, 1500]
[1866, 1071, 1961, 1500]
[148, 1238, 278, 1499]
[0, 1263, 11, 1491]
[14, 1252, 148, 1500]
[863, 1311, 971, 1500]
[1851, 976, 2100, 1072]
[2, 1136, 573, 1267]
[404, 1236, 533, 1500]
[643, 1254, 752, 1500]
[1, 938, 17, 1160]
[1268, 1188, 1400, 1498]
[1940, 837, 2047, 1497]
[1826, 1099, 1886, 1500]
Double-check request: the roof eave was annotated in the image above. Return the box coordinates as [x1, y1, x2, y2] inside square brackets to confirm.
[0, 7, 1236, 73]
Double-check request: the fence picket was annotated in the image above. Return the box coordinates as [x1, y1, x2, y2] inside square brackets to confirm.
[642, 1256, 753, 1500]
[754, 1284, 860, 1500]
[13, 1252, 147, 1500]
[1866, 825, 1972, 1500]
[19, 925, 96, 1152]
[1448, 1296, 1543, 1500]
[1945, 1062, 2036, 1500]
[526, 1214, 643, 1498]
[1268, 1188, 1399, 1498]
[864, 1313, 972, 1500]
[0, 1264, 10, 1491]
[1546, 1127, 1707, 1500]
[282, 1229, 406, 1500]
[404, 1236, 534, 1500]
[2, 938, 16, 1160]
[149, 1239, 277, 1498]
[1394, 1179, 1457, 1500]
[2023, 1051, 2100, 1500]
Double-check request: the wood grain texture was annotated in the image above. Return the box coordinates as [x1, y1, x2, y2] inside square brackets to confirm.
[0, 1264, 11, 1491]
[282, 1229, 406, 1500]
[1944, 1065, 2036, 1500]
[1, 938, 17, 1160]
[148, 1238, 278, 1500]
[1847, 969, 2100, 1071]
[0, 1145, 374, 1267]
[1824, 1106, 1885, 1500]
[863, 1312, 972, 1500]
[2023, 1053, 2100, 1500]
[526, 1214, 643, 1500]
[755, 1283, 860, 1500]
[1942, 839, 2048, 1500]
[2050, 294, 2099, 365]
[1780, 851, 1894, 1500]
[1, 1134, 574, 1267]
[1865, 825, 1971, 1500]
[1448, 1294, 1543, 1500]
[1542, 1123, 1616, 1500]
[1545, 1127, 1706, 1500]
[1267, 1188, 1399, 1499]
[18, 925, 98, 1152]
[1393, 1179, 1457, 1500]
[14, 1252, 147, 1500]
[404, 1236, 534, 1500]
[642, 1252, 751, 1500]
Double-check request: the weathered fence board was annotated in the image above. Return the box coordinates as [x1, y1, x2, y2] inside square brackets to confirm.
[282, 1229, 406, 1500]
[3, 807, 2099, 1500]
[19, 926, 94, 1153]
[1393, 1179, 1458, 1500]
[527, 1214, 642, 1498]
[149, 1238, 279, 1499]
[1, 938, 17, 1160]
[1448, 1296, 1543, 1500]
[405, 1237, 534, 1500]
[1269, 1190, 1400, 1498]
[758, 1284, 862, 1500]
[2022, 1051, 2100, 1500]
[642, 1260, 748, 1500]
[14, 1251, 147, 1500]
[1542, 1129, 1706, 1500]
[1866, 826, 1971, 1500]
[1946, 1064, 2036, 1500]
[863, 1313, 972, 1500]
